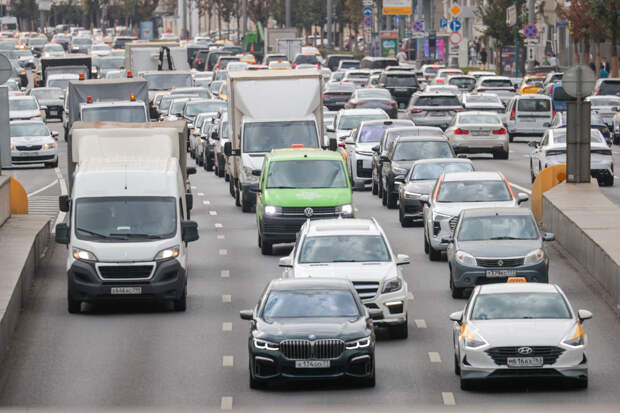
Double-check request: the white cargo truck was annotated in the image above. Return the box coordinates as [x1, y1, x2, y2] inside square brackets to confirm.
[55, 128, 199, 313]
[277, 38, 303, 62]
[124, 41, 190, 74]
[263, 27, 298, 55]
[224, 69, 326, 212]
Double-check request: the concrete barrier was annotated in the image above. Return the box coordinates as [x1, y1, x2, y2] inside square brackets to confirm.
[543, 181, 620, 312]
[0, 176, 9, 226]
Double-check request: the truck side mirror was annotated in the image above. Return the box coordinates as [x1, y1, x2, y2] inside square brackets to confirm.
[224, 141, 238, 156]
[58, 195, 70, 212]
[185, 193, 193, 211]
[55, 223, 70, 245]
[329, 137, 337, 151]
[181, 220, 199, 243]
[251, 169, 261, 177]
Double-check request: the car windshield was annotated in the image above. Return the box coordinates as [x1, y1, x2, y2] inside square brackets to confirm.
[170, 101, 189, 115]
[299, 235, 390, 263]
[410, 162, 473, 181]
[600, 80, 620, 95]
[518, 99, 551, 112]
[72, 38, 92, 45]
[436, 180, 512, 202]
[267, 160, 347, 189]
[340, 61, 359, 69]
[385, 74, 417, 87]
[338, 114, 387, 130]
[458, 114, 501, 125]
[481, 79, 512, 87]
[415, 96, 460, 106]
[185, 101, 225, 116]
[295, 55, 318, 64]
[458, 215, 539, 241]
[358, 125, 388, 143]
[243, 121, 318, 152]
[471, 293, 571, 320]
[9, 99, 37, 111]
[75, 197, 176, 241]
[10, 123, 49, 137]
[143, 73, 192, 90]
[263, 290, 360, 318]
[82, 106, 146, 122]
[392, 141, 453, 161]
[30, 88, 63, 100]
[346, 72, 369, 79]
[449, 78, 476, 88]
[357, 89, 391, 99]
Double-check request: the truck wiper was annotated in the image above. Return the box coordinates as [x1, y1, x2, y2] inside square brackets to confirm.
[109, 233, 164, 239]
[331, 259, 358, 262]
[489, 236, 520, 240]
[267, 186, 297, 189]
[76, 227, 113, 239]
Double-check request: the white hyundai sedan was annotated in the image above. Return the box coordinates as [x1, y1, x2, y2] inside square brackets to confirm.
[450, 282, 591, 390]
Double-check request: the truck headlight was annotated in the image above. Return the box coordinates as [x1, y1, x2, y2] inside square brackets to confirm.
[404, 191, 422, 200]
[382, 277, 402, 293]
[432, 211, 451, 221]
[72, 247, 98, 262]
[524, 248, 545, 265]
[242, 166, 259, 183]
[253, 338, 279, 351]
[154, 245, 180, 261]
[455, 250, 476, 266]
[345, 336, 372, 349]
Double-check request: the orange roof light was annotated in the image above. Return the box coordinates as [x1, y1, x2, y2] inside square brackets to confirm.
[130, 93, 136, 101]
[127, 70, 133, 78]
[291, 144, 305, 149]
[86, 96, 93, 103]
[79, 73, 85, 80]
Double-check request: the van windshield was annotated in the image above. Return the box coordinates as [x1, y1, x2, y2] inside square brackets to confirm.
[75, 197, 177, 241]
[82, 106, 147, 122]
[243, 121, 318, 153]
[267, 160, 348, 189]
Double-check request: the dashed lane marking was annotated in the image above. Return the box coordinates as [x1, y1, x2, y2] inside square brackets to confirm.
[442, 392, 456, 406]
[222, 356, 234, 367]
[414, 319, 427, 328]
[191, 185, 197, 190]
[221, 396, 233, 410]
[428, 352, 442, 363]
[222, 322, 232, 331]
[217, 235, 225, 240]
[222, 294, 232, 303]
[407, 292, 414, 300]
[203, 200, 211, 205]
[215, 223, 223, 228]
[209, 210, 218, 216]
[197, 192, 205, 196]
[221, 270, 230, 278]
[219, 249, 228, 255]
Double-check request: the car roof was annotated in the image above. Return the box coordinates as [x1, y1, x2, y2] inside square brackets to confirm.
[394, 135, 449, 143]
[385, 70, 415, 75]
[387, 126, 443, 134]
[477, 282, 560, 295]
[515, 94, 551, 100]
[339, 108, 388, 115]
[305, 218, 383, 236]
[360, 119, 412, 128]
[442, 171, 502, 182]
[267, 148, 343, 161]
[269, 278, 353, 291]
[461, 207, 533, 218]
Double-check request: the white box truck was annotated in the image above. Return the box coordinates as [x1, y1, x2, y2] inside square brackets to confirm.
[55, 128, 199, 313]
[125, 41, 190, 74]
[224, 69, 326, 212]
[264, 27, 298, 55]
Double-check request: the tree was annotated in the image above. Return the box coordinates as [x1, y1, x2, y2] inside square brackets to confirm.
[50, 0, 82, 26]
[12, 0, 38, 31]
[557, 0, 599, 67]
[476, 0, 526, 46]
[247, 0, 273, 29]
[590, 0, 620, 76]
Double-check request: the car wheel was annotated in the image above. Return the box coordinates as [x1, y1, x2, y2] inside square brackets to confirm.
[249, 358, 267, 390]
[206, 156, 214, 171]
[173, 285, 187, 312]
[67, 294, 81, 314]
[372, 180, 378, 195]
[429, 244, 441, 261]
[235, 181, 242, 207]
[454, 354, 461, 375]
[530, 161, 536, 184]
[365, 368, 376, 388]
[377, 179, 383, 198]
[607, 176, 615, 186]
[450, 272, 463, 298]
[241, 193, 253, 213]
[229, 178, 235, 197]
[390, 319, 408, 339]
[424, 233, 430, 254]
[399, 206, 410, 227]
[382, 185, 388, 206]
[219, 162, 226, 178]
[260, 237, 273, 255]
[460, 376, 476, 391]
[508, 133, 514, 143]
[387, 191, 398, 209]
[614, 134, 620, 145]
[575, 376, 588, 389]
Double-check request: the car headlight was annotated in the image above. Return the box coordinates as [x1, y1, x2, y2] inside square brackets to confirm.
[393, 167, 408, 175]
[336, 203, 354, 216]
[253, 338, 279, 351]
[455, 250, 476, 266]
[562, 323, 586, 348]
[242, 166, 259, 183]
[72, 247, 98, 262]
[346, 336, 372, 350]
[432, 211, 452, 221]
[524, 248, 545, 265]
[404, 191, 422, 200]
[382, 277, 402, 294]
[460, 324, 488, 349]
[154, 245, 180, 261]
[264, 205, 281, 216]
[43, 143, 56, 150]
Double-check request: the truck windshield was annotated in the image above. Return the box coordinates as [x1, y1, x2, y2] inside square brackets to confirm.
[82, 106, 147, 122]
[75, 197, 177, 241]
[243, 121, 318, 153]
[143, 73, 192, 91]
[267, 160, 348, 189]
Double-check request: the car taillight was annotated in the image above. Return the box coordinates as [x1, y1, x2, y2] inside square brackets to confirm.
[452, 108, 464, 112]
[552, 109, 556, 116]
[215, 64, 219, 69]
[549, 85, 554, 95]
[596, 89, 601, 95]
[410, 108, 424, 113]
[454, 128, 469, 135]
[195, 59, 201, 65]
[492, 128, 507, 135]
[510, 109, 516, 121]
[436, 79, 444, 83]
[293, 62, 298, 67]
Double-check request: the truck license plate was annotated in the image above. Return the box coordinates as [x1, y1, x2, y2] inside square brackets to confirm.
[507, 357, 543, 367]
[486, 269, 517, 278]
[295, 360, 330, 368]
[110, 287, 142, 295]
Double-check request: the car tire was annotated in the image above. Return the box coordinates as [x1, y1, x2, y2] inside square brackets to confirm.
[260, 237, 273, 255]
[235, 181, 242, 207]
[530, 161, 536, 184]
[614, 134, 620, 145]
[241, 193, 253, 213]
[508, 133, 514, 143]
[365, 369, 376, 388]
[377, 179, 383, 198]
[219, 163, 226, 178]
[46, 160, 58, 168]
[390, 319, 408, 339]
[249, 359, 267, 389]
[450, 273, 463, 299]
[382, 185, 388, 206]
[399, 207, 411, 227]
[424, 233, 430, 254]
[173, 286, 187, 312]
[575, 377, 588, 389]
[607, 176, 615, 186]
[229, 178, 235, 197]
[429, 244, 441, 261]
[372, 180, 378, 195]
[387, 191, 398, 209]
[206, 156, 214, 171]
[67, 294, 81, 314]
[454, 354, 461, 375]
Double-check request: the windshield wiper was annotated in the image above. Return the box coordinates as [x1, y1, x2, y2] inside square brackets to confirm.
[267, 186, 297, 189]
[489, 236, 520, 240]
[109, 233, 165, 239]
[331, 259, 359, 262]
[76, 227, 111, 239]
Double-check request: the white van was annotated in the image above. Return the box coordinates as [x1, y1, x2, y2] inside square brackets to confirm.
[504, 95, 554, 142]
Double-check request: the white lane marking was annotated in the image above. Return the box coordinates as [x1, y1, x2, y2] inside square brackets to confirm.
[219, 249, 228, 255]
[222, 355, 234, 367]
[510, 181, 532, 195]
[442, 392, 456, 406]
[27, 180, 58, 197]
[407, 291, 414, 301]
[197, 192, 205, 196]
[221, 270, 230, 278]
[414, 319, 427, 329]
[203, 200, 211, 205]
[209, 210, 218, 216]
[221, 396, 233, 410]
[217, 234, 225, 240]
[191, 185, 197, 190]
[215, 223, 223, 228]
[222, 294, 232, 303]
[222, 322, 232, 331]
[53, 167, 68, 233]
[428, 352, 442, 363]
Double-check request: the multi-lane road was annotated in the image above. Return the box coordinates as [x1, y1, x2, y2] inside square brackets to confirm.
[1, 119, 620, 409]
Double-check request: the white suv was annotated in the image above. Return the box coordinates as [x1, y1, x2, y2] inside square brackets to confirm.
[279, 218, 411, 339]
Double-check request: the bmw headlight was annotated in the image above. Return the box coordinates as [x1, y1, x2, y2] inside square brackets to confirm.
[382, 277, 402, 294]
[253, 338, 279, 351]
[461, 324, 488, 349]
[72, 247, 98, 262]
[154, 245, 180, 261]
[524, 248, 545, 265]
[455, 250, 476, 266]
[345, 336, 372, 350]
[264, 205, 281, 216]
[336, 204, 354, 216]
[562, 323, 586, 347]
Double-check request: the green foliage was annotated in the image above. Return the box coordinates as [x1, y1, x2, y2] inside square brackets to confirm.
[476, 0, 526, 46]
[50, 0, 82, 25]
[12, 0, 39, 22]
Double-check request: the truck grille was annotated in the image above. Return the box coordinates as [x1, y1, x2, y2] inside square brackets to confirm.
[476, 257, 525, 267]
[449, 216, 459, 233]
[486, 346, 564, 366]
[352, 281, 380, 300]
[280, 339, 345, 360]
[96, 264, 155, 280]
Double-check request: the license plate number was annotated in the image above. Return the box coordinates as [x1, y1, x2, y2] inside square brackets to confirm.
[110, 287, 142, 295]
[430, 112, 445, 117]
[507, 357, 543, 367]
[396, 88, 408, 92]
[471, 131, 488, 136]
[519, 118, 536, 122]
[486, 269, 517, 278]
[295, 360, 330, 368]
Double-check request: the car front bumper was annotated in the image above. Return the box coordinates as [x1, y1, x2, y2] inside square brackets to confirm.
[260, 211, 350, 245]
[452, 260, 549, 288]
[399, 195, 425, 220]
[11, 149, 57, 164]
[361, 285, 408, 327]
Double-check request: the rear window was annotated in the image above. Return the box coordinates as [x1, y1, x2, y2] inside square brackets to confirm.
[517, 99, 551, 112]
[340, 61, 360, 69]
[481, 79, 513, 88]
[294, 55, 319, 65]
[599, 80, 620, 95]
[449, 77, 476, 88]
[347, 72, 369, 79]
[415, 96, 460, 106]
[386, 74, 417, 87]
[552, 85, 573, 101]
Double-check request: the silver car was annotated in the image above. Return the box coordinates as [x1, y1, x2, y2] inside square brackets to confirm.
[450, 282, 591, 390]
[586, 95, 620, 128]
[408, 92, 462, 129]
[9, 95, 44, 121]
[461, 93, 504, 113]
[445, 111, 509, 159]
[10, 120, 59, 168]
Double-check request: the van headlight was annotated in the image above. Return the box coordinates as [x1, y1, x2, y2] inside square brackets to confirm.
[346, 336, 372, 350]
[455, 251, 476, 266]
[72, 247, 98, 262]
[242, 166, 259, 183]
[154, 245, 180, 261]
[336, 204, 354, 216]
[382, 277, 402, 293]
[264, 205, 281, 216]
[524, 248, 545, 265]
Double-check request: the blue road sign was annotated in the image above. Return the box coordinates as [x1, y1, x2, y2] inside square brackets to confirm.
[363, 16, 372, 27]
[363, 6, 372, 17]
[523, 24, 538, 38]
[394, 16, 400, 27]
[440, 18, 448, 28]
[449, 19, 461, 32]
[413, 20, 425, 33]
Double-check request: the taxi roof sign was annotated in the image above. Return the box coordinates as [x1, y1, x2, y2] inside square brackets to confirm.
[507, 277, 527, 283]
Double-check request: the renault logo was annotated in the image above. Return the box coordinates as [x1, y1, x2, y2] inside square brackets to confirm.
[497, 259, 504, 267]
[304, 207, 314, 218]
[518, 346, 533, 355]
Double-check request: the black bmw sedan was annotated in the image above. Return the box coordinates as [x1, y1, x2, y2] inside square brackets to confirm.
[240, 278, 381, 389]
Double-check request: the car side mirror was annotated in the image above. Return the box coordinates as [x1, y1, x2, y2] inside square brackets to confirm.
[517, 192, 529, 205]
[224, 141, 239, 156]
[58, 195, 70, 212]
[181, 220, 199, 243]
[543, 122, 551, 128]
[419, 194, 430, 205]
[372, 145, 380, 153]
[329, 137, 337, 151]
[441, 236, 454, 244]
[449, 310, 463, 324]
[577, 309, 592, 323]
[326, 125, 335, 132]
[52, 131, 59, 138]
[251, 169, 261, 177]
[338, 141, 346, 148]
[543, 232, 555, 242]
[40, 105, 48, 110]
[279, 256, 293, 267]
[528, 141, 538, 148]
[187, 167, 197, 175]
[396, 253, 410, 265]
[456, 153, 468, 159]
[211, 131, 219, 140]
[55, 223, 70, 244]
[368, 308, 384, 320]
[239, 309, 254, 320]
[380, 155, 390, 162]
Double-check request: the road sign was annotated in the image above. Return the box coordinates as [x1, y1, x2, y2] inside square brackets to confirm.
[0, 55, 11, 85]
[449, 32, 462, 45]
[440, 18, 448, 28]
[364, 16, 372, 27]
[563, 64, 596, 98]
[449, 19, 462, 32]
[383, 0, 412, 15]
[523, 24, 538, 38]
[394, 16, 400, 27]
[449, 3, 461, 17]
[363, 6, 372, 17]
[507, 5, 517, 25]
[413, 20, 425, 33]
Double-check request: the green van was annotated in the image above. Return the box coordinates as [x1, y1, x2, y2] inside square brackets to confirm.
[256, 148, 354, 255]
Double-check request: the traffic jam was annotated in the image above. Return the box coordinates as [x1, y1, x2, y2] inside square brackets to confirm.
[3, 28, 612, 395]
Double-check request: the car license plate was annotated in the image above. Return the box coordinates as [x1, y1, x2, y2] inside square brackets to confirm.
[430, 112, 445, 117]
[486, 269, 517, 278]
[110, 287, 142, 295]
[519, 118, 535, 122]
[396, 88, 408, 92]
[507, 357, 543, 367]
[295, 360, 330, 368]
[471, 131, 488, 136]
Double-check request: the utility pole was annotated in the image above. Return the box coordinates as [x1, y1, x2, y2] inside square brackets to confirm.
[514, 0, 519, 77]
[286, 0, 291, 28]
[327, 0, 333, 49]
[242, 0, 247, 38]
[182, 0, 187, 39]
[526, 0, 535, 74]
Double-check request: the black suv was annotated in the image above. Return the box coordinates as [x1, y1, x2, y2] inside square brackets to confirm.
[378, 71, 419, 108]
